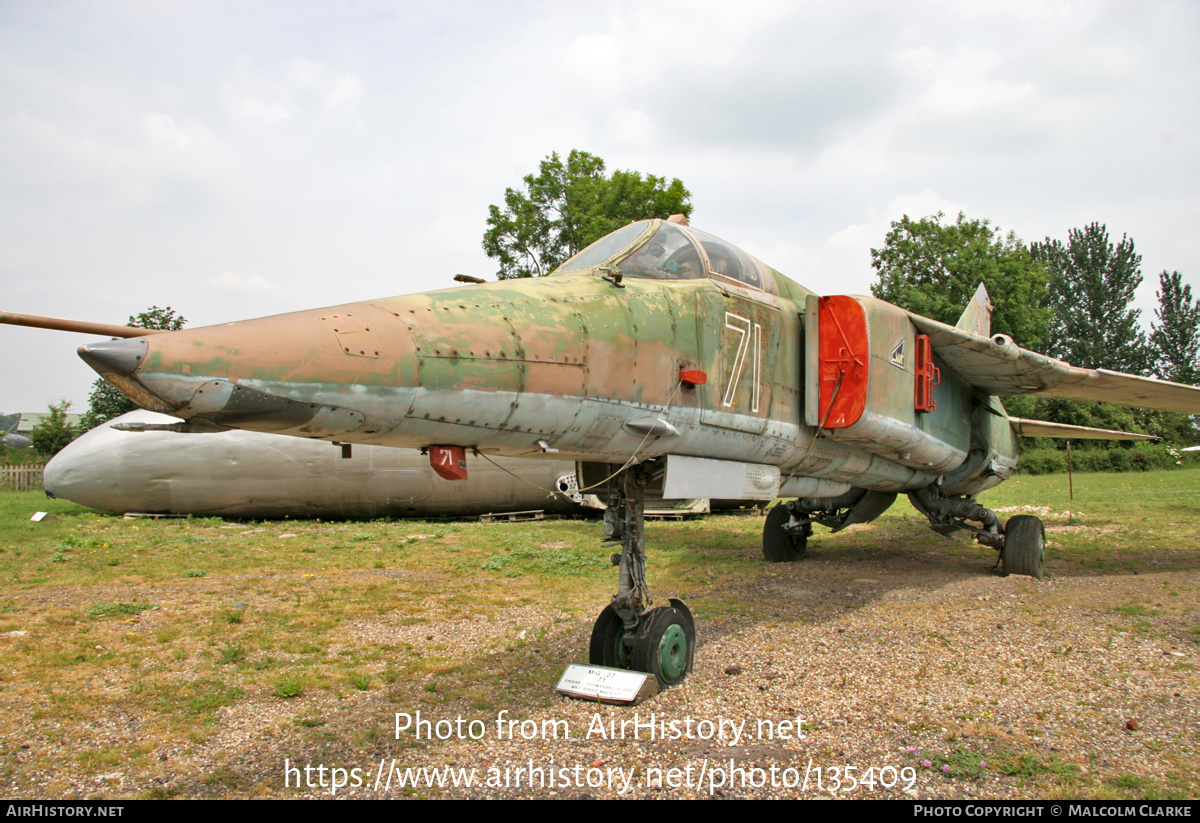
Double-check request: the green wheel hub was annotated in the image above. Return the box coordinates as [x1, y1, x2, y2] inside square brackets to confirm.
[655, 622, 688, 684]
[611, 625, 630, 669]
[631, 606, 692, 687]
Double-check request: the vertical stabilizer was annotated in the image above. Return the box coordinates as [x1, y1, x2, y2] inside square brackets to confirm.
[956, 283, 993, 338]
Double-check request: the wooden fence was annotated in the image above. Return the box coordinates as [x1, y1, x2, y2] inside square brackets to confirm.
[0, 464, 45, 491]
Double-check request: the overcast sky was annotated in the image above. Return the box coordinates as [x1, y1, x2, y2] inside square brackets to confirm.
[2, 0, 1197, 414]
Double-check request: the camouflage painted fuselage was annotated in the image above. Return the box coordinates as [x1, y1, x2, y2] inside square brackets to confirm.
[85, 225, 1015, 502]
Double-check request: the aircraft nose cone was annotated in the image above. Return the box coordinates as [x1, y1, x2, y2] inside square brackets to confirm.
[78, 337, 149, 376]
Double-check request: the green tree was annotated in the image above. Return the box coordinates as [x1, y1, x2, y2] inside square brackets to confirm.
[81, 306, 187, 430]
[1143, 271, 1200, 446]
[1149, 271, 1200, 385]
[483, 150, 692, 279]
[127, 306, 187, 332]
[31, 401, 78, 456]
[1030, 223, 1149, 373]
[869, 212, 1051, 348]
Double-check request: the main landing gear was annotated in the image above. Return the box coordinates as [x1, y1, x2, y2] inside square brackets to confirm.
[763, 485, 1045, 579]
[762, 489, 896, 563]
[909, 485, 1045, 579]
[587, 464, 696, 687]
[762, 502, 811, 562]
[1000, 514, 1045, 578]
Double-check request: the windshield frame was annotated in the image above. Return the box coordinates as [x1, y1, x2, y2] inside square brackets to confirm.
[553, 219, 775, 295]
[554, 220, 660, 274]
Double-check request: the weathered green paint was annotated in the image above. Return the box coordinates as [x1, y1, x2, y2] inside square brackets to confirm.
[75, 217, 1197, 502]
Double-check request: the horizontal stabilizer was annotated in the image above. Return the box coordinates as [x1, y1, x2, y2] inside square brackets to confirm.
[908, 313, 1200, 414]
[1008, 418, 1157, 441]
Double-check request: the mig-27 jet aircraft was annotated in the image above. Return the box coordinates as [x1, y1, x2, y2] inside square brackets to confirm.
[11, 216, 1198, 687]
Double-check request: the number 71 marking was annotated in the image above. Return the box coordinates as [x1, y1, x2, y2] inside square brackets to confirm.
[723, 311, 761, 412]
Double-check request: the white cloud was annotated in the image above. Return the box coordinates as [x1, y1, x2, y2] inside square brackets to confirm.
[140, 113, 223, 160]
[208, 272, 276, 292]
[607, 109, 654, 147]
[326, 75, 364, 109]
[238, 99, 290, 124]
[221, 58, 364, 128]
[920, 48, 1033, 117]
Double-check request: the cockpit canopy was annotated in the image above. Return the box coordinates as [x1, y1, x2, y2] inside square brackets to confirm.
[555, 219, 771, 292]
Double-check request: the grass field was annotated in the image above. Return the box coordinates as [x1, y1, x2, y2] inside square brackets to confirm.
[0, 467, 1196, 799]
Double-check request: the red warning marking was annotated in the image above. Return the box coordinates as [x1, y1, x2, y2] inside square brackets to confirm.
[817, 296, 869, 428]
[429, 445, 468, 481]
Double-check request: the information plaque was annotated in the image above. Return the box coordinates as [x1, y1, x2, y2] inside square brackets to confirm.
[555, 664, 659, 704]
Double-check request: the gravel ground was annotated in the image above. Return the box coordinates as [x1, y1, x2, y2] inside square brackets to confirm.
[372, 571, 1195, 799]
[5, 535, 1196, 800]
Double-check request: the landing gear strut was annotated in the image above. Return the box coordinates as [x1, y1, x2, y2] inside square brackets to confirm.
[588, 464, 695, 686]
[762, 490, 896, 563]
[909, 484, 1045, 579]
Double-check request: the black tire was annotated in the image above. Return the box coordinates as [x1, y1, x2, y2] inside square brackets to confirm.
[763, 503, 807, 562]
[630, 606, 691, 687]
[1002, 515, 1045, 578]
[588, 604, 629, 668]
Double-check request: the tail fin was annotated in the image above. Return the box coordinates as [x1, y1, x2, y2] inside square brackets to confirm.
[955, 283, 992, 338]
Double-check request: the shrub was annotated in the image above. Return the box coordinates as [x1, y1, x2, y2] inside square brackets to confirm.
[1017, 442, 1193, 475]
[1016, 449, 1065, 475]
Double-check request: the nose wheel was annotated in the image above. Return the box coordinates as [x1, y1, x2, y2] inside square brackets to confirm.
[587, 466, 696, 687]
[589, 601, 696, 687]
[630, 603, 695, 687]
[588, 604, 630, 669]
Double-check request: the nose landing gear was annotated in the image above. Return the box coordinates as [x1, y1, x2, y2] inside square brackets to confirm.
[587, 464, 696, 687]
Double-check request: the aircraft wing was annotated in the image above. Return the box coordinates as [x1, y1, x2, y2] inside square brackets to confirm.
[1008, 418, 1157, 440]
[908, 313, 1200, 414]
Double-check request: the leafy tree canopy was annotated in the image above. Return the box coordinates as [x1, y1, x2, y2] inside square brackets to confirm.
[1030, 223, 1148, 373]
[81, 306, 187, 430]
[31, 400, 78, 456]
[127, 306, 186, 333]
[483, 150, 692, 279]
[869, 212, 1051, 349]
[1149, 271, 1200, 385]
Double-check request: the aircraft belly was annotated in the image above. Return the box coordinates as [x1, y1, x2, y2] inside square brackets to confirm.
[777, 476, 852, 498]
[212, 371, 948, 494]
[943, 450, 1017, 497]
[826, 409, 967, 473]
[785, 434, 939, 493]
[544, 400, 791, 465]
